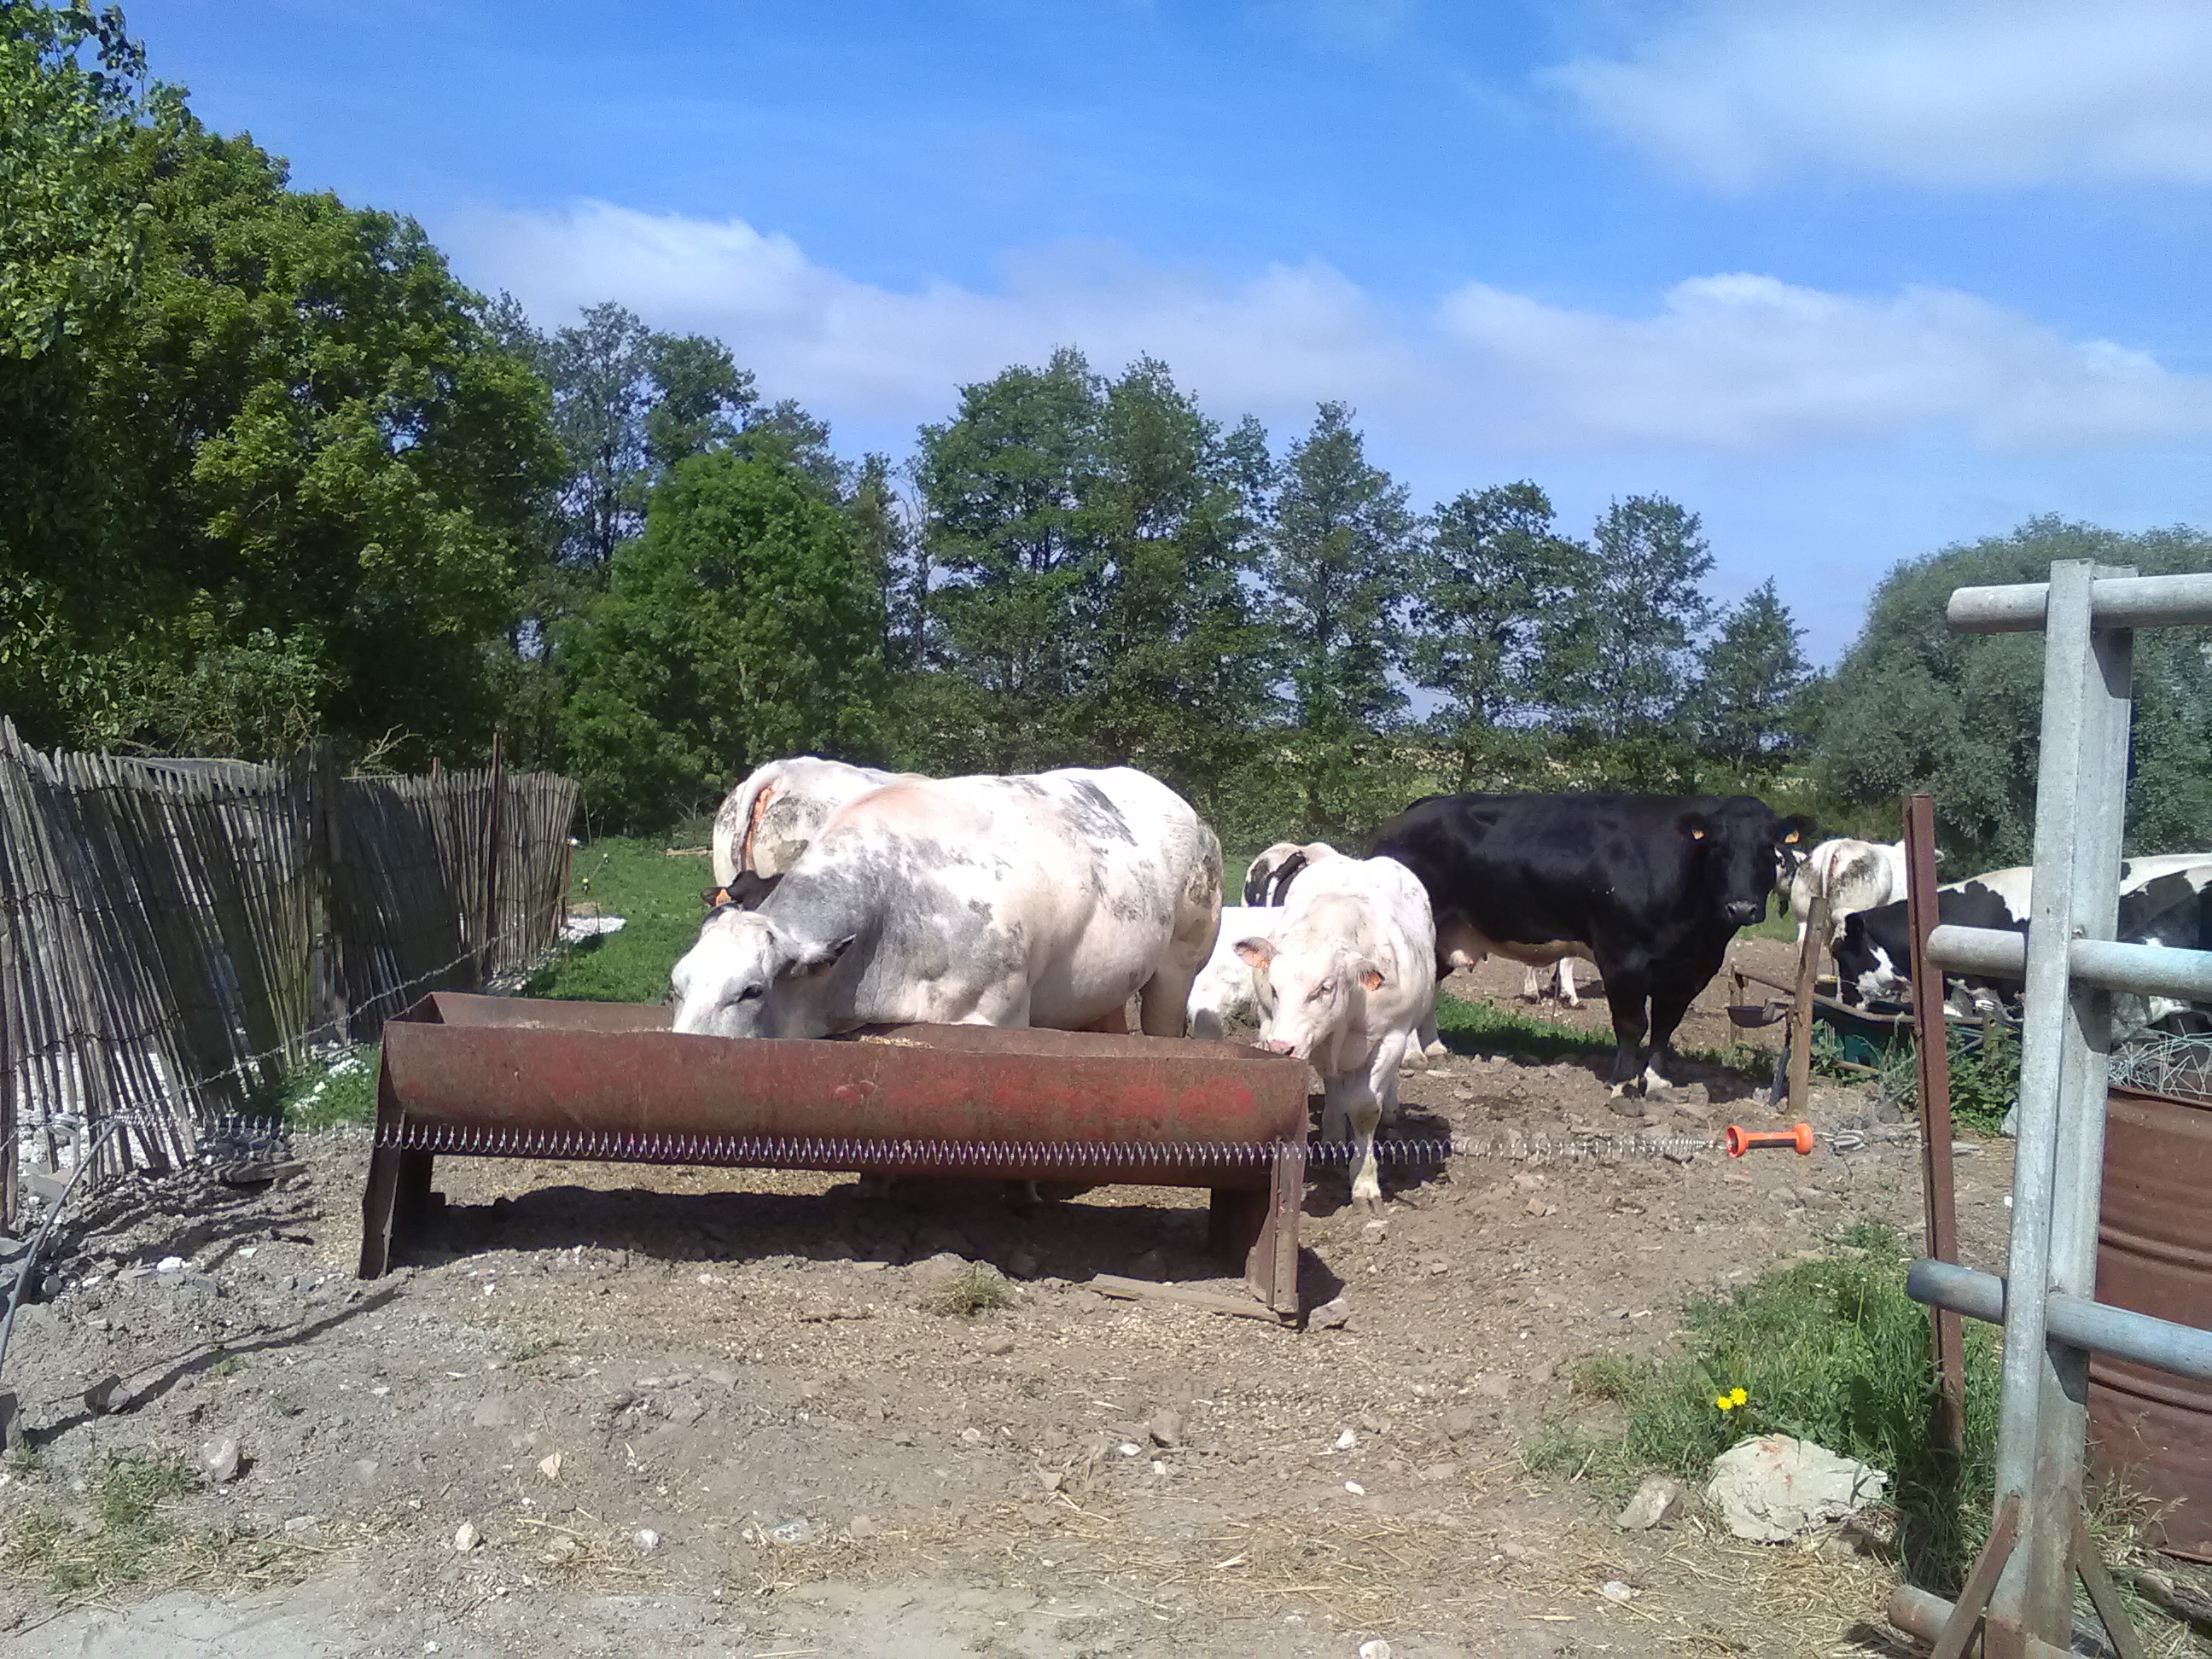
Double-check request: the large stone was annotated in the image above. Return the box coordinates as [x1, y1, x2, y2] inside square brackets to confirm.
[1615, 1472, 1690, 1530]
[200, 1437, 242, 1484]
[1704, 1435, 1887, 1543]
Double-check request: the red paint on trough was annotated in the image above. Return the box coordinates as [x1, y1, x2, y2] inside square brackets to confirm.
[358, 993, 1311, 1319]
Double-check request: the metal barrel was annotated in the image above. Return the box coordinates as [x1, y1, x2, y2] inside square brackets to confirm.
[2091, 1082, 2212, 1560]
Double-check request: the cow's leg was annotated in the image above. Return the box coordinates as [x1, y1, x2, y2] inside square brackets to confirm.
[1644, 944, 1726, 1092]
[1348, 1035, 1406, 1211]
[1417, 1008, 1447, 1061]
[1596, 958, 1652, 1099]
[1521, 964, 1544, 1002]
[1319, 1071, 1353, 1148]
[1558, 959, 1580, 1008]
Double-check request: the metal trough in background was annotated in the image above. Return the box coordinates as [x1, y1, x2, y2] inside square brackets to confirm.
[358, 992, 1311, 1319]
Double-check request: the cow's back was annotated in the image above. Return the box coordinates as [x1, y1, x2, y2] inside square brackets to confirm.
[1373, 793, 1707, 948]
[765, 768, 1214, 1032]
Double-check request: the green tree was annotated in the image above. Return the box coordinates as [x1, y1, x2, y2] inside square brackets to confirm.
[1410, 481, 1586, 790]
[1528, 495, 1714, 787]
[1075, 360, 1275, 819]
[1, 20, 563, 760]
[558, 452, 887, 827]
[913, 348, 1105, 771]
[1817, 518, 2212, 866]
[537, 301, 755, 567]
[1260, 403, 1417, 834]
[1695, 579, 1810, 782]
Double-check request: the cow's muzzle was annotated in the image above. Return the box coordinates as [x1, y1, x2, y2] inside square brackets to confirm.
[1724, 901, 1764, 927]
[1261, 1038, 1298, 1057]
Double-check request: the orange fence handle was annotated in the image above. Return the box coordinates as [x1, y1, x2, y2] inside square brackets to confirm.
[1725, 1122, 1816, 1157]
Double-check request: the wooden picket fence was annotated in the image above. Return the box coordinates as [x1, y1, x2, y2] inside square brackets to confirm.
[0, 721, 579, 1225]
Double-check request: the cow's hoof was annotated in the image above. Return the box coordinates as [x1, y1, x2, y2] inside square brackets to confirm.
[1641, 1065, 1673, 1095]
[1353, 1190, 1384, 1218]
[1423, 1039, 1450, 1061]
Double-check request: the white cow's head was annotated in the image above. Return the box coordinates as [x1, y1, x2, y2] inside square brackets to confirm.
[670, 910, 855, 1039]
[1235, 933, 1382, 1074]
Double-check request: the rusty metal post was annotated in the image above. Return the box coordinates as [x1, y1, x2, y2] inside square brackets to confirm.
[1786, 892, 1827, 1116]
[1904, 791, 1965, 1453]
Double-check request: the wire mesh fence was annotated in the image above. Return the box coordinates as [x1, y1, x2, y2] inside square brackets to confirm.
[0, 720, 579, 1222]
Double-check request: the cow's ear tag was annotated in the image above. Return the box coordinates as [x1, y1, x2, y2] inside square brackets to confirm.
[1690, 827, 1706, 841]
[1359, 968, 1385, 992]
[1783, 830, 1800, 845]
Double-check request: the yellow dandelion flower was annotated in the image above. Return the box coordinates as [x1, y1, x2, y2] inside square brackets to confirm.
[1729, 1387, 1749, 1407]
[1713, 1393, 1733, 1411]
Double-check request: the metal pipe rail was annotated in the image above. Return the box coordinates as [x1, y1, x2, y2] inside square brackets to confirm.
[1926, 924, 2212, 1000]
[1950, 571, 2212, 633]
[1906, 1258, 2212, 1383]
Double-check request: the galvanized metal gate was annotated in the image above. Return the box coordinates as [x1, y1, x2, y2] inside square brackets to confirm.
[1889, 562, 2212, 1657]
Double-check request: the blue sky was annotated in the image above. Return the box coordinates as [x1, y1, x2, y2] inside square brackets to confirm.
[129, 1, 2212, 660]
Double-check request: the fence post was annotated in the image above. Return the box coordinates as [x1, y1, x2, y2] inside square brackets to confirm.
[1903, 791, 1965, 1454]
[1986, 562, 2135, 1655]
[480, 731, 504, 984]
[1786, 893, 1826, 1116]
[310, 741, 351, 1046]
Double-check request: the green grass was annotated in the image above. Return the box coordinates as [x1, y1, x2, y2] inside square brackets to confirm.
[1528, 1222, 2000, 1592]
[3, 1452, 195, 1594]
[1430, 987, 1611, 1064]
[266, 1045, 379, 1129]
[523, 834, 712, 1004]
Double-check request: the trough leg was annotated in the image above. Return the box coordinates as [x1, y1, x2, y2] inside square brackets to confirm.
[1209, 1145, 1304, 1319]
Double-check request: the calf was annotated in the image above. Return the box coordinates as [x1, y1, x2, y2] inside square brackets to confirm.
[1244, 837, 1451, 1057]
[1790, 838, 1912, 947]
[1232, 856, 1436, 1211]
[672, 766, 1221, 1039]
[1372, 793, 1812, 1099]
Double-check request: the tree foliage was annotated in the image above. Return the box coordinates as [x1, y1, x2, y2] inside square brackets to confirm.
[1817, 517, 2212, 866]
[1, 10, 562, 760]
[558, 452, 886, 825]
[1696, 579, 1811, 782]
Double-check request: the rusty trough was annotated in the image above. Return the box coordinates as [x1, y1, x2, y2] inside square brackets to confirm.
[358, 993, 1310, 1320]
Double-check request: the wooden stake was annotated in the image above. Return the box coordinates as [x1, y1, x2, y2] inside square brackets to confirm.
[1786, 891, 1826, 1116]
[1904, 790, 1966, 1454]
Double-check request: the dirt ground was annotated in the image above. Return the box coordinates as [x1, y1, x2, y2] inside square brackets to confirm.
[0, 937, 2029, 1657]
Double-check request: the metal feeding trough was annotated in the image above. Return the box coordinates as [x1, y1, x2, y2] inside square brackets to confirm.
[358, 993, 1310, 1320]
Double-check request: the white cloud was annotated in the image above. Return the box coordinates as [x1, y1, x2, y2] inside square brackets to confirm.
[1437, 273, 2212, 451]
[442, 200, 2212, 456]
[1545, 0, 2212, 189]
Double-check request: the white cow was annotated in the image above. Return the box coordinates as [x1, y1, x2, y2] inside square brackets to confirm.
[709, 756, 909, 889]
[1187, 904, 1275, 1039]
[672, 767, 1221, 1039]
[1790, 838, 1912, 947]
[1243, 837, 1452, 1063]
[1232, 855, 1437, 1213]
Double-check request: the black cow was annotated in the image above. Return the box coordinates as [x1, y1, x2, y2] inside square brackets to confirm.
[1370, 793, 1813, 1100]
[1836, 858, 2212, 1027]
